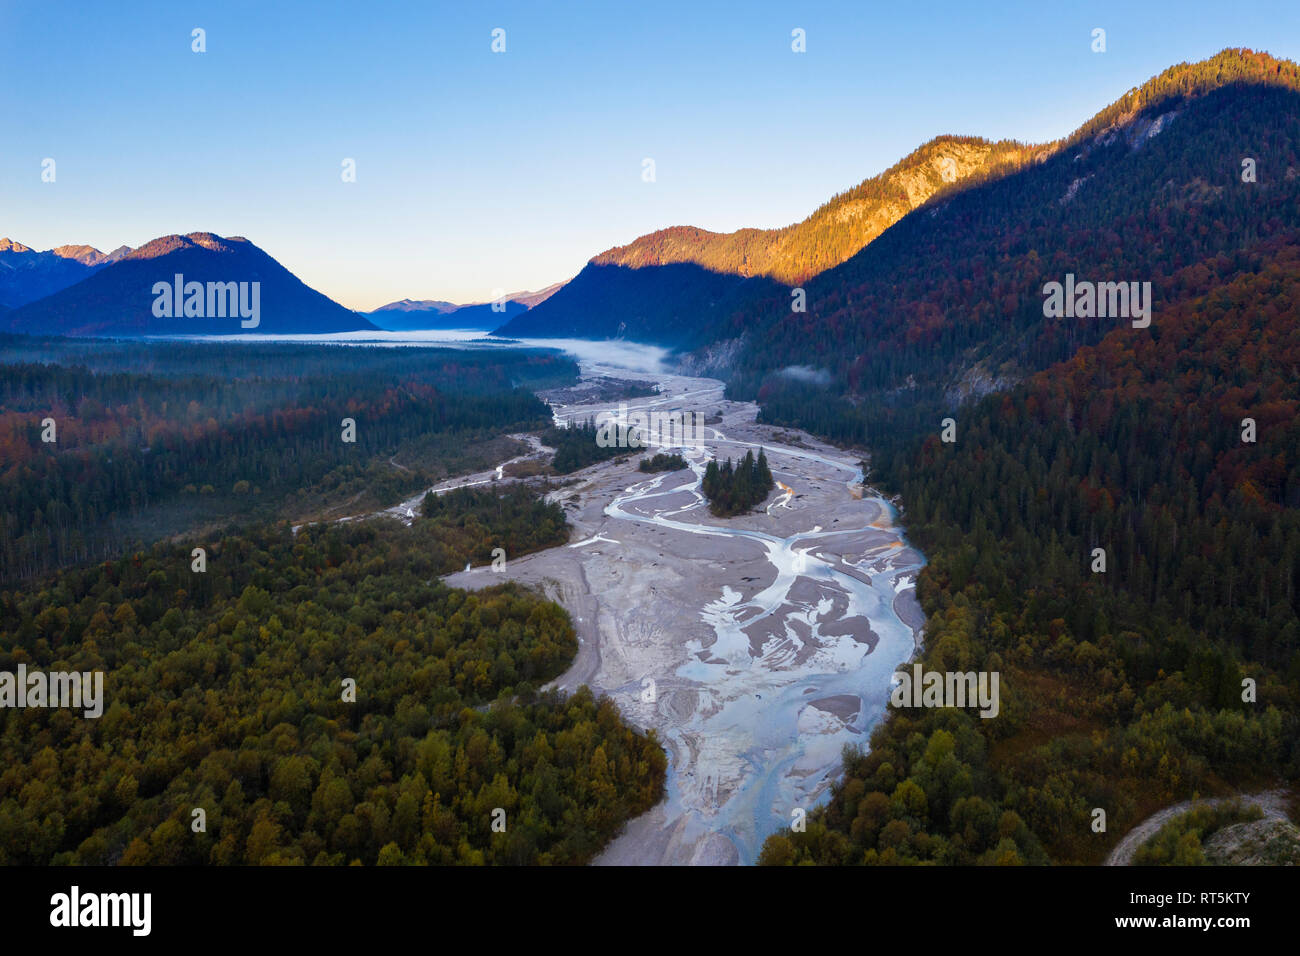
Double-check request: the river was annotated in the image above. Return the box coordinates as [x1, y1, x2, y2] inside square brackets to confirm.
[282, 332, 926, 864]
[443, 352, 927, 864]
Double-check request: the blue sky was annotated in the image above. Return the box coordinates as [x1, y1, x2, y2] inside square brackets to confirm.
[2, 0, 1298, 310]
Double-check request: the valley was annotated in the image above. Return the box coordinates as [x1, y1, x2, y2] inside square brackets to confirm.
[444, 360, 925, 864]
[2, 15, 1299, 887]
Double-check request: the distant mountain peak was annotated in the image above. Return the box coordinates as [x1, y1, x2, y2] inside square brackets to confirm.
[373, 298, 461, 314]
[51, 244, 111, 266]
[370, 280, 569, 317]
[505, 281, 569, 309]
[4, 231, 375, 336]
[0, 238, 125, 309]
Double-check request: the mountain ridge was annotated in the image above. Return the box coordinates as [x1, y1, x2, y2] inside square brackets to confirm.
[499, 48, 1299, 353]
[591, 135, 1042, 284]
[370, 280, 567, 316]
[727, 46, 1300, 439]
[497, 136, 1039, 344]
[0, 238, 133, 309]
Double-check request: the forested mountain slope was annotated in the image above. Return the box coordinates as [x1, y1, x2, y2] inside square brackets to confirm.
[760, 229, 1300, 866]
[734, 49, 1300, 448]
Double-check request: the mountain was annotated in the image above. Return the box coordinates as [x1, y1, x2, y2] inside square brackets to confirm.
[2, 232, 377, 336]
[50, 244, 132, 267]
[0, 238, 130, 310]
[368, 282, 568, 331]
[506, 281, 567, 309]
[372, 298, 460, 314]
[369, 301, 528, 331]
[499, 261, 786, 345]
[728, 48, 1300, 443]
[756, 48, 1300, 868]
[496, 138, 1038, 345]
[502, 48, 1300, 363]
[597, 137, 1037, 284]
[763, 243, 1300, 866]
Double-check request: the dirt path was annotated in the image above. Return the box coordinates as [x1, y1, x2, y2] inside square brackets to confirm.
[1104, 789, 1291, 865]
[291, 432, 551, 533]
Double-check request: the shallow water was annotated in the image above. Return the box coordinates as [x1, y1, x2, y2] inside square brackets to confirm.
[290, 336, 929, 864]
[600, 436, 922, 861]
[532, 369, 927, 863]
